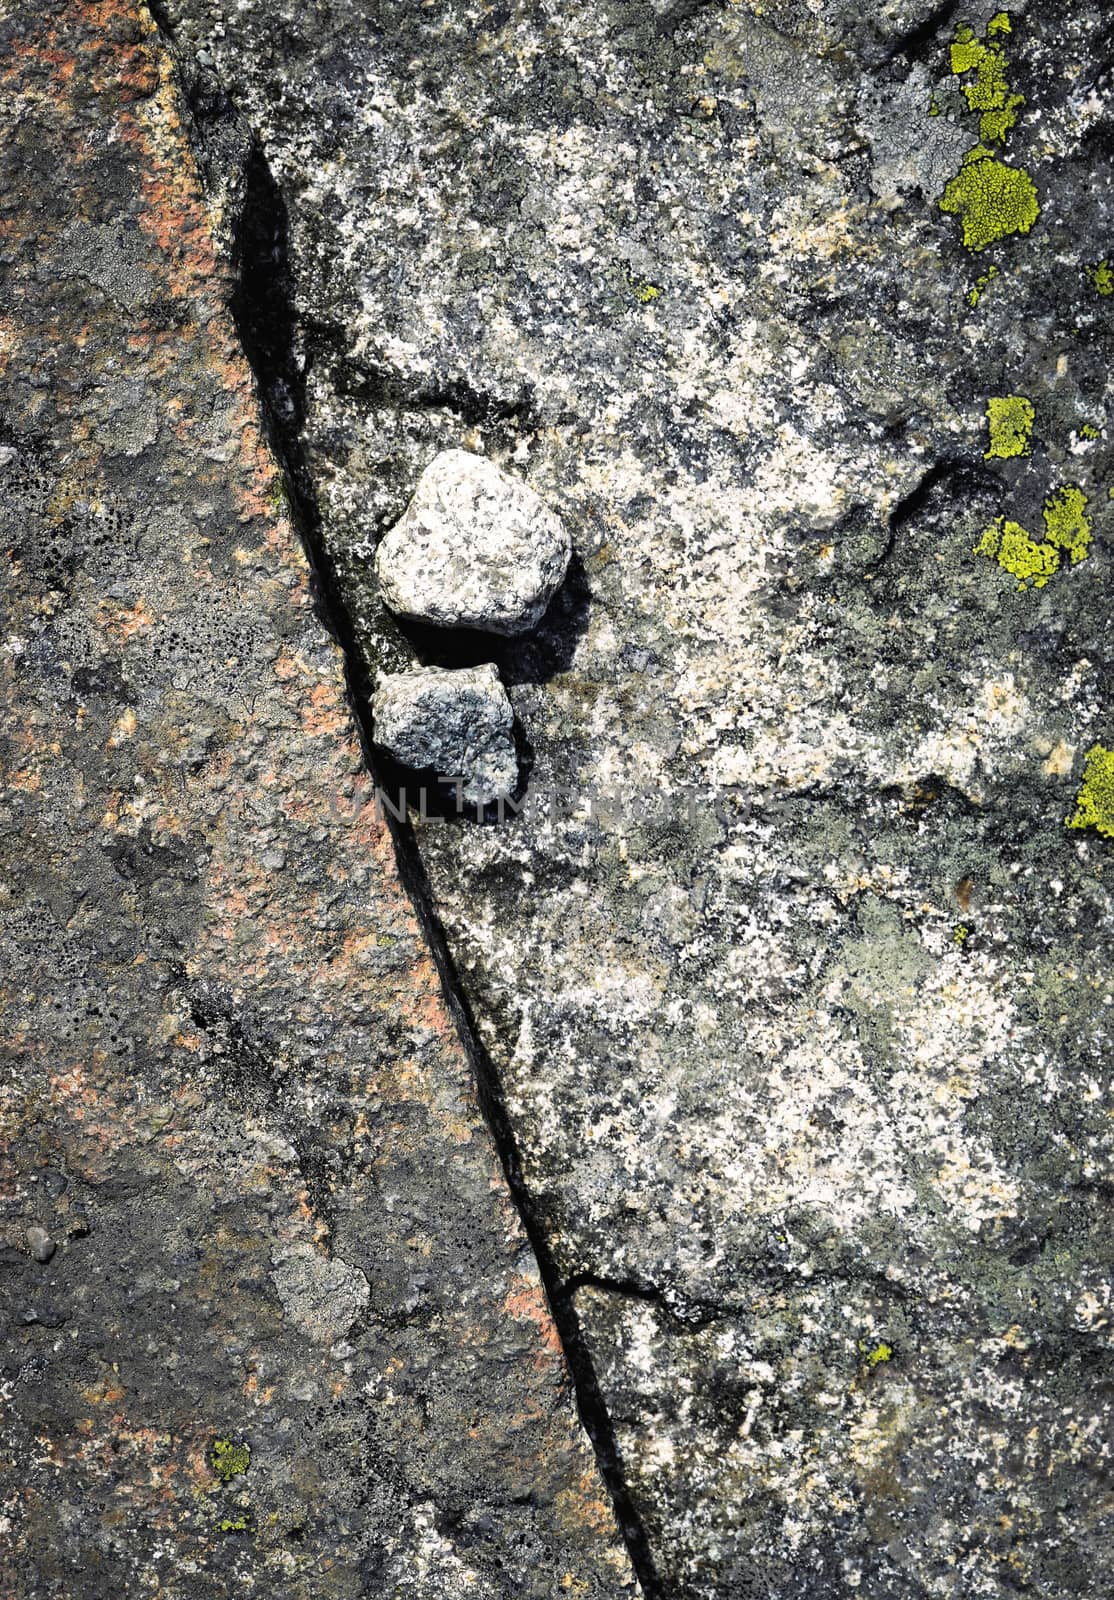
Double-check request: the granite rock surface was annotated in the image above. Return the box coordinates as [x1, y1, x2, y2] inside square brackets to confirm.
[25, 0, 1114, 1596]
[0, 6, 638, 1596]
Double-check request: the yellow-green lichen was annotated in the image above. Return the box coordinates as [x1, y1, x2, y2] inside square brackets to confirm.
[947, 18, 1024, 141]
[1080, 424, 1100, 441]
[967, 263, 999, 307]
[267, 476, 291, 517]
[939, 17, 1039, 252]
[949, 24, 985, 75]
[619, 260, 662, 305]
[858, 1340, 894, 1367]
[939, 151, 1040, 253]
[1067, 746, 1114, 838]
[211, 1438, 251, 1483]
[1042, 484, 1091, 563]
[963, 50, 1008, 113]
[978, 101, 1023, 144]
[219, 1516, 250, 1533]
[953, 924, 970, 946]
[984, 394, 1034, 459]
[974, 518, 1058, 589]
[1088, 260, 1113, 297]
[974, 485, 1092, 589]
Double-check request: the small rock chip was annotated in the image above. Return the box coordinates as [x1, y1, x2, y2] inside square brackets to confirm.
[374, 449, 571, 635]
[26, 1227, 55, 1263]
[372, 664, 518, 805]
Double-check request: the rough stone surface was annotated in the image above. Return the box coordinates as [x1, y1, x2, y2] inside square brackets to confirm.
[24, 0, 1114, 1596]
[375, 449, 572, 635]
[0, 8, 637, 1597]
[373, 665, 518, 806]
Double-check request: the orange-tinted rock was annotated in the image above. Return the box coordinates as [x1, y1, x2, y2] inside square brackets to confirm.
[0, 6, 636, 1594]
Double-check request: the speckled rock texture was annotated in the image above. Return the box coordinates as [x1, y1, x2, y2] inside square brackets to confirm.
[376, 449, 572, 635]
[372, 664, 518, 805]
[51, 0, 1114, 1596]
[0, 6, 638, 1596]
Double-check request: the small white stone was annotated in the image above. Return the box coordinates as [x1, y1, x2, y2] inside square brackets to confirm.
[372, 663, 517, 805]
[26, 1226, 55, 1264]
[374, 449, 571, 635]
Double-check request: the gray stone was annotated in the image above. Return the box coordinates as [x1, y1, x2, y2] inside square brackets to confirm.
[372, 664, 517, 806]
[269, 1242, 370, 1347]
[25, 1228, 54, 1264]
[374, 450, 571, 636]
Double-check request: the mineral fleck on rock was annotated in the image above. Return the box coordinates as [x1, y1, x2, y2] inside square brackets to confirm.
[374, 450, 571, 635]
[372, 664, 518, 804]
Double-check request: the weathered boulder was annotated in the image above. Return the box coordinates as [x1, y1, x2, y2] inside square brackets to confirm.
[375, 450, 571, 635]
[373, 664, 518, 804]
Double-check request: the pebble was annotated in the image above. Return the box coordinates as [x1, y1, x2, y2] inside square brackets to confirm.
[374, 449, 571, 635]
[26, 1226, 56, 1263]
[371, 663, 518, 805]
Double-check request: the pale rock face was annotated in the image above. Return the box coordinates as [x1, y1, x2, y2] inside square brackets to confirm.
[374, 450, 571, 636]
[270, 1242, 371, 1347]
[372, 663, 518, 805]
